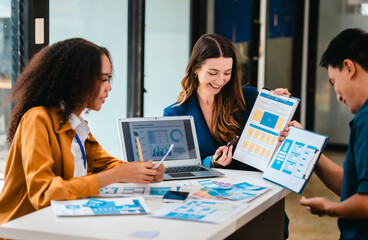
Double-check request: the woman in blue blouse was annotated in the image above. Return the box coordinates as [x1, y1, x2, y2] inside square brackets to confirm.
[164, 33, 290, 239]
[164, 33, 289, 168]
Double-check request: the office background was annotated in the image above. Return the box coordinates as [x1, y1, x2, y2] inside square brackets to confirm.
[2, 0, 367, 159]
[0, 0, 367, 239]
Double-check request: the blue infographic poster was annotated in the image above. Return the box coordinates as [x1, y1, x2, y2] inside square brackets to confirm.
[263, 126, 328, 194]
[51, 197, 151, 216]
[151, 200, 249, 224]
[98, 182, 179, 197]
[234, 89, 300, 171]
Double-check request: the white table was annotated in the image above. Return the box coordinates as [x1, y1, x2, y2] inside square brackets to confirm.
[0, 169, 289, 240]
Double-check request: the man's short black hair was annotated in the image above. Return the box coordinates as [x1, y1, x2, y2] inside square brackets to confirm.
[320, 28, 368, 71]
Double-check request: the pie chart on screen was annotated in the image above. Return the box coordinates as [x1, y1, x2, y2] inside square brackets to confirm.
[170, 129, 183, 142]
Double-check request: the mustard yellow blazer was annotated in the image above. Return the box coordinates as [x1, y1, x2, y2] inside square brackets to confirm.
[0, 106, 123, 223]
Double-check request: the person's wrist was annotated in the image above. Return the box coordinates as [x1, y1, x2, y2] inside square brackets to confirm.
[327, 201, 338, 217]
[211, 156, 219, 167]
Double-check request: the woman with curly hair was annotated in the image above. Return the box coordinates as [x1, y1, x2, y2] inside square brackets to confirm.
[163, 33, 290, 238]
[0, 38, 165, 224]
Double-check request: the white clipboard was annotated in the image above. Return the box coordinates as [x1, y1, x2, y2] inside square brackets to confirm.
[262, 126, 328, 194]
[233, 88, 300, 171]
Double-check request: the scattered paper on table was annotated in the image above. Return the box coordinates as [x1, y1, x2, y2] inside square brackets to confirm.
[98, 182, 179, 197]
[51, 197, 150, 216]
[191, 180, 270, 202]
[151, 199, 249, 224]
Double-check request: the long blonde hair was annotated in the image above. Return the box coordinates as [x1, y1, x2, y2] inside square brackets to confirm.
[177, 34, 246, 145]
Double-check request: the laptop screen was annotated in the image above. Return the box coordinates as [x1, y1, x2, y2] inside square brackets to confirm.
[119, 118, 198, 162]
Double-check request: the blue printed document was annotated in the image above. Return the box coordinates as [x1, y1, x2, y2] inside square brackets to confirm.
[51, 197, 151, 216]
[151, 199, 249, 224]
[262, 126, 328, 194]
[97, 182, 182, 197]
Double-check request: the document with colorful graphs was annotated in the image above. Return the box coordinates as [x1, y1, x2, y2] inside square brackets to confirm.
[98, 182, 180, 197]
[51, 197, 151, 216]
[262, 126, 328, 194]
[233, 88, 300, 171]
[151, 199, 249, 224]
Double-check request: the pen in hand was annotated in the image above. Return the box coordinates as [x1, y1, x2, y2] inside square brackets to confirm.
[214, 135, 239, 162]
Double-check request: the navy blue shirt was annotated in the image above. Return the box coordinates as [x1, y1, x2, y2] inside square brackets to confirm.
[338, 98, 368, 240]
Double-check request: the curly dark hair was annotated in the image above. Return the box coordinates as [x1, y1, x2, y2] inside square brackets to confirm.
[7, 38, 112, 142]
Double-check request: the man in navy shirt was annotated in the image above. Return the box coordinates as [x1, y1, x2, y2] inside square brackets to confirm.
[280, 28, 368, 239]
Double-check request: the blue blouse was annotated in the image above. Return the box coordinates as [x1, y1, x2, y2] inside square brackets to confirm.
[338, 98, 368, 240]
[164, 86, 258, 168]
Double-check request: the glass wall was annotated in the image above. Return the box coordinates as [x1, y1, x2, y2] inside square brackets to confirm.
[314, 0, 368, 144]
[0, 0, 11, 163]
[144, 0, 190, 117]
[212, 0, 253, 86]
[50, 0, 128, 158]
[265, 0, 296, 90]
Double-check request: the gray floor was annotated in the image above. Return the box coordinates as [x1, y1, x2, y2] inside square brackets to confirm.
[286, 149, 345, 240]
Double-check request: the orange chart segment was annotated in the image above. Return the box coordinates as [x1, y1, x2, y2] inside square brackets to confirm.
[253, 110, 264, 122]
[242, 140, 250, 149]
[275, 118, 286, 130]
[247, 128, 255, 137]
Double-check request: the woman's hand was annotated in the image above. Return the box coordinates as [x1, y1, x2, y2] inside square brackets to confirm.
[114, 161, 161, 184]
[97, 161, 165, 188]
[277, 120, 303, 146]
[273, 88, 291, 96]
[213, 145, 233, 167]
[152, 163, 166, 183]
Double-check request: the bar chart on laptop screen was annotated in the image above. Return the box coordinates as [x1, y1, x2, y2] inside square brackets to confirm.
[234, 91, 298, 171]
[129, 121, 190, 161]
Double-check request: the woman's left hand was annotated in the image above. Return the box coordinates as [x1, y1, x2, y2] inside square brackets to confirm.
[273, 88, 291, 96]
[213, 145, 233, 167]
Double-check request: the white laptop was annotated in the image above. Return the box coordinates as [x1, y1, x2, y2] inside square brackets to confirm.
[117, 116, 224, 180]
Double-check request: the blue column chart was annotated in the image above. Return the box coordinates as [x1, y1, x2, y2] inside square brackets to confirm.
[233, 89, 300, 171]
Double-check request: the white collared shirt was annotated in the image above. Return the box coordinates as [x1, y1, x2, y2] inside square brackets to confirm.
[68, 113, 90, 177]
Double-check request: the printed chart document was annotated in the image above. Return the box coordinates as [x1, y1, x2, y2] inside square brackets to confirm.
[51, 197, 151, 216]
[233, 88, 300, 171]
[151, 199, 249, 224]
[191, 180, 270, 202]
[98, 182, 182, 197]
[262, 126, 328, 194]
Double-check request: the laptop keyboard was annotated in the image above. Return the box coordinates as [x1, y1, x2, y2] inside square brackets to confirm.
[165, 165, 209, 173]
